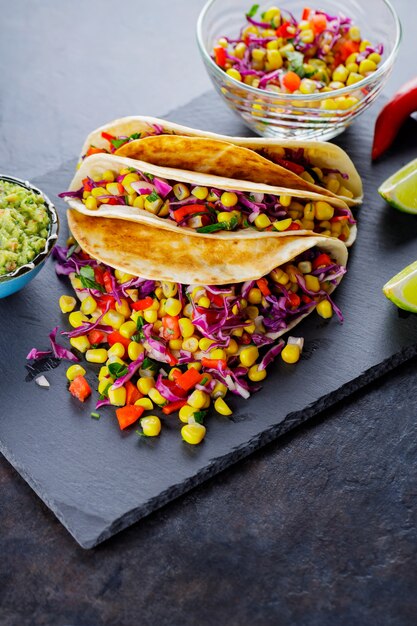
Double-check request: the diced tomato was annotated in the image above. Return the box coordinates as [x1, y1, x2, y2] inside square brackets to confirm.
[131, 296, 154, 311]
[214, 46, 227, 68]
[107, 330, 131, 350]
[103, 270, 113, 294]
[125, 380, 142, 405]
[287, 292, 301, 307]
[312, 253, 332, 270]
[287, 222, 301, 231]
[282, 71, 301, 92]
[94, 266, 105, 286]
[310, 13, 327, 33]
[330, 215, 349, 222]
[176, 368, 203, 392]
[161, 315, 180, 340]
[69, 375, 91, 402]
[115, 405, 144, 430]
[82, 177, 93, 192]
[256, 278, 271, 297]
[88, 329, 106, 345]
[337, 39, 360, 63]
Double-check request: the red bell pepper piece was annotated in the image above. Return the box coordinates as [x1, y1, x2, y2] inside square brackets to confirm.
[287, 222, 301, 231]
[241, 332, 252, 345]
[88, 329, 106, 346]
[214, 46, 227, 68]
[287, 292, 301, 307]
[107, 330, 131, 350]
[274, 158, 305, 175]
[125, 380, 142, 405]
[310, 13, 327, 34]
[302, 7, 311, 20]
[302, 294, 313, 304]
[161, 315, 180, 340]
[85, 146, 106, 157]
[256, 278, 271, 297]
[69, 376, 91, 402]
[372, 77, 417, 160]
[165, 349, 178, 367]
[162, 399, 188, 415]
[96, 295, 116, 311]
[131, 296, 154, 311]
[94, 266, 105, 286]
[313, 253, 333, 270]
[173, 204, 208, 223]
[276, 21, 294, 38]
[101, 131, 117, 143]
[209, 292, 225, 307]
[201, 358, 227, 370]
[337, 39, 360, 63]
[103, 270, 114, 294]
[176, 368, 203, 392]
[115, 405, 144, 430]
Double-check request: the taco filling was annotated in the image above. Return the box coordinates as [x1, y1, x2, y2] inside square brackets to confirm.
[60, 166, 355, 241]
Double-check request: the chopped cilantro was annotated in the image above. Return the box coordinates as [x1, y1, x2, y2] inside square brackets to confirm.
[108, 362, 128, 379]
[247, 4, 259, 18]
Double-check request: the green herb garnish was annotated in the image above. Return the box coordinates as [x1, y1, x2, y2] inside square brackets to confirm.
[247, 4, 259, 18]
[90, 412, 101, 420]
[108, 362, 128, 379]
[141, 357, 158, 372]
[144, 172, 155, 182]
[286, 51, 316, 78]
[76, 265, 105, 293]
[193, 410, 207, 424]
[66, 243, 78, 259]
[99, 381, 112, 400]
[111, 138, 128, 150]
[129, 132, 141, 140]
[196, 215, 238, 234]
[147, 190, 161, 203]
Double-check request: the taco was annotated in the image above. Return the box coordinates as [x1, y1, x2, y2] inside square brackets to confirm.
[61, 153, 356, 246]
[79, 116, 362, 206]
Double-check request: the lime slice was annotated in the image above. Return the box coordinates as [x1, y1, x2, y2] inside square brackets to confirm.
[383, 260, 417, 312]
[378, 158, 417, 214]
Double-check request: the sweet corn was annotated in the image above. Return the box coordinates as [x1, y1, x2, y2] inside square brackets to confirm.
[220, 191, 238, 207]
[359, 39, 371, 52]
[273, 218, 292, 232]
[179, 318, 195, 338]
[234, 42, 247, 59]
[266, 39, 279, 51]
[181, 423, 206, 445]
[212, 396, 232, 417]
[115, 298, 131, 318]
[68, 311, 88, 328]
[248, 364, 267, 382]
[169, 338, 182, 350]
[192, 186, 209, 200]
[188, 390, 209, 410]
[368, 52, 381, 65]
[332, 64, 349, 83]
[239, 346, 259, 368]
[140, 415, 161, 437]
[279, 194, 292, 207]
[85, 196, 98, 211]
[245, 306, 259, 321]
[217, 211, 236, 224]
[102, 309, 125, 329]
[248, 288, 262, 304]
[59, 295, 76, 314]
[160, 281, 177, 298]
[231, 327, 244, 337]
[188, 361, 202, 371]
[326, 178, 340, 194]
[164, 297, 182, 317]
[302, 219, 315, 230]
[182, 336, 199, 353]
[179, 404, 195, 423]
[223, 339, 238, 356]
[315, 201, 334, 221]
[348, 25, 361, 41]
[264, 6, 280, 21]
[108, 385, 126, 406]
[265, 49, 283, 71]
[143, 309, 158, 323]
[66, 364, 86, 381]
[98, 378, 113, 395]
[270, 268, 289, 285]
[98, 366, 110, 380]
[320, 98, 337, 110]
[137, 376, 155, 395]
[198, 338, 214, 351]
[210, 382, 227, 399]
[359, 59, 377, 75]
[134, 398, 154, 410]
[85, 348, 108, 363]
[346, 62, 359, 74]
[346, 72, 362, 86]
[254, 214, 271, 229]
[108, 342, 125, 359]
[121, 173, 140, 194]
[91, 186, 107, 199]
[183, 303, 193, 318]
[305, 274, 320, 292]
[299, 28, 314, 43]
[172, 183, 190, 201]
[133, 195, 145, 209]
[80, 295, 97, 316]
[210, 348, 227, 360]
[339, 186, 354, 199]
[316, 299, 333, 319]
[298, 261, 312, 274]
[148, 387, 167, 406]
[144, 195, 163, 214]
[281, 344, 300, 364]
[197, 296, 210, 309]
[119, 321, 137, 339]
[226, 68, 242, 81]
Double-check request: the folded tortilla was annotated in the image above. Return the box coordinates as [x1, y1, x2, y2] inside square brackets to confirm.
[64, 153, 357, 246]
[80, 115, 363, 206]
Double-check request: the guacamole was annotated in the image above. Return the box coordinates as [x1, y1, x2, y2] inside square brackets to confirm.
[0, 180, 50, 275]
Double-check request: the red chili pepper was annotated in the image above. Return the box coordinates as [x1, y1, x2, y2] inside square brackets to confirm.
[201, 358, 227, 370]
[103, 270, 113, 294]
[96, 295, 116, 311]
[162, 399, 188, 415]
[131, 296, 154, 311]
[372, 77, 417, 160]
[312, 253, 333, 270]
[214, 46, 227, 68]
[107, 330, 131, 350]
[88, 329, 106, 345]
[115, 405, 144, 430]
[105, 197, 122, 205]
[173, 204, 208, 223]
[275, 21, 293, 38]
[287, 292, 301, 307]
[256, 278, 271, 297]
[274, 158, 305, 175]
[176, 368, 203, 392]
[287, 222, 301, 231]
[161, 315, 180, 340]
[101, 131, 117, 143]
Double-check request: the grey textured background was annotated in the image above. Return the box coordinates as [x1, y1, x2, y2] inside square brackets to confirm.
[1, 0, 417, 624]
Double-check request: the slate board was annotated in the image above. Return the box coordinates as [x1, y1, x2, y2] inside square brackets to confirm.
[1, 92, 417, 549]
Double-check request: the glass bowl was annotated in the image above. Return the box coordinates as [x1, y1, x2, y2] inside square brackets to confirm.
[0, 175, 59, 298]
[196, 0, 401, 140]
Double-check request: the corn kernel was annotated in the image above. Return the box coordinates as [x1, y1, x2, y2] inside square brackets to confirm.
[85, 348, 108, 363]
[102, 309, 125, 329]
[264, 6, 280, 21]
[359, 59, 377, 75]
[305, 274, 320, 292]
[137, 376, 155, 395]
[247, 288, 262, 305]
[339, 186, 354, 199]
[346, 52, 359, 65]
[91, 186, 107, 199]
[332, 64, 349, 83]
[143, 309, 158, 323]
[234, 42, 247, 59]
[115, 298, 131, 318]
[209, 348, 226, 360]
[245, 321, 256, 334]
[161, 281, 178, 298]
[266, 39, 279, 50]
[164, 297, 182, 316]
[188, 390, 209, 410]
[226, 68, 242, 81]
[84, 196, 98, 211]
[315, 201, 334, 221]
[169, 338, 183, 351]
[220, 191, 238, 207]
[98, 378, 113, 395]
[80, 296, 97, 316]
[245, 306, 259, 321]
[346, 72, 362, 86]
[179, 404, 196, 423]
[320, 98, 337, 110]
[265, 49, 283, 71]
[299, 28, 314, 43]
[298, 261, 312, 274]
[101, 170, 115, 182]
[254, 214, 271, 229]
[214, 397, 233, 416]
[346, 62, 359, 74]
[181, 423, 206, 445]
[108, 342, 125, 359]
[179, 318, 195, 338]
[316, 299, 333, 319]
[279, 194, 292, 207]
[127, 342, 144, 361]
[192, 186, 209, 200]
[148, 387, 167, 406]
[199, 338, 215, 351]
[281, 344, 300, 364]
[239, 346, 259, 368]
[119, 321, 137, 339]
[59, 295, 76, 314]
[299, 78, 317, 94]
[188, 362, 202, 371]
[211, 382, 228, 399]
[133, 195, 145, 209]
[368, 52, 381, 65]
[359, 39, 371, 52]
[121, 173, 140, 194]
[217, 211, 235, 224]
[273, 218, 292, 232]
[66, 364, 86, 381]
[172, 183, 190, 201]
[140, 415, 161, 437]
[108, 385, 126, 406]
[270, 268, 289, 285]
[248, 364, 267, 382]
[182, 337, 199, 353]
[348, 25, 361, 41]
[68, 311, 88, 328]
[198, 296, 211, 309]
[326, 177, 340, 194]
[135, 398, 154, 411]
[183, 303, 193, 318]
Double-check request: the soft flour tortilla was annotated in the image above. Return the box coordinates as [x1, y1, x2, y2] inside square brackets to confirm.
[80, 115, 363, 205]
[68, 209, 347, 285]
[65, 153, 357, 246]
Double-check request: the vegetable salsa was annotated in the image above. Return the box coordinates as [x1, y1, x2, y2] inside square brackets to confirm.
[39, 243, 346, 444]
[212, 4, 383, 100]
[60, 167, 355, 241]
[0, 180, 50, 275]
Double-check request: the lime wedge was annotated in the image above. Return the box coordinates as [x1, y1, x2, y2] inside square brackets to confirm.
[383, 260, 417, 312]
[378, 158, 417, 214]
